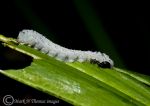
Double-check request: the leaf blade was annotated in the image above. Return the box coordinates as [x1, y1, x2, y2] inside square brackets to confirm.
[0, 35, 150, 106]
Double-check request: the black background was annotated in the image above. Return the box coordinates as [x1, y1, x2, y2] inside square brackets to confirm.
[0, 0, 150, 105]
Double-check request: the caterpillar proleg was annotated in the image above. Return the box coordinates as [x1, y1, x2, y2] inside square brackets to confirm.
[17, 30, 114, 68]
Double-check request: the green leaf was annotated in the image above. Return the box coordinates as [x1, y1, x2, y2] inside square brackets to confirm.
[0, 35, 150, 106]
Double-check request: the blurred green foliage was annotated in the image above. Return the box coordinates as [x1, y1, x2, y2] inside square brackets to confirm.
[73, 0, 124, 68]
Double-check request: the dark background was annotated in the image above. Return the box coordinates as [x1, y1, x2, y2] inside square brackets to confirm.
[0, 0, 150, 105]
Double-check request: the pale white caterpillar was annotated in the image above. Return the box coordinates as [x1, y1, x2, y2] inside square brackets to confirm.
[17, 30, 114, 68]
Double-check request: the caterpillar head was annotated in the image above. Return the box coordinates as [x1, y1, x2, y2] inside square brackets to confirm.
[90, 53, 114, 68]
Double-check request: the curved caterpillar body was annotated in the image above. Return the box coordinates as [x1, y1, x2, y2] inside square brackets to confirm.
[17, 30, 114, 68]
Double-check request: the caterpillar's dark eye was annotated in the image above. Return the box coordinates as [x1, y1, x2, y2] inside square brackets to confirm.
[90, 59, 111, 68]
[99, 61, 111, 68]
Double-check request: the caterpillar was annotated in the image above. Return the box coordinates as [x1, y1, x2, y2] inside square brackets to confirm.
[17, 30, 114, 68]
